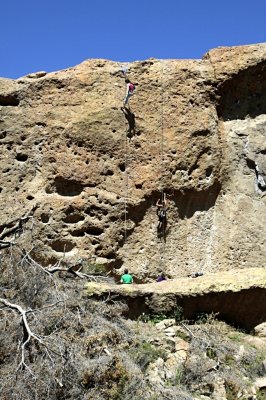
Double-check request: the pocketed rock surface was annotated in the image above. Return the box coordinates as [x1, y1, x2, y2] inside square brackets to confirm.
[0, 43, 265, 280]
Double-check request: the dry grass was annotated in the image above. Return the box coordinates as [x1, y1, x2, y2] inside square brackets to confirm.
[0, 228, 265, 399]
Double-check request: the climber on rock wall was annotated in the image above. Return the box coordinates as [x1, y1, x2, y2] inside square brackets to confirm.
[123, 79, 135, 107]
[156, 193, 168, 236]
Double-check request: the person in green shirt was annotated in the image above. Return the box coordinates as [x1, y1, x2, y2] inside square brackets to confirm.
[120, 269, 133, 284]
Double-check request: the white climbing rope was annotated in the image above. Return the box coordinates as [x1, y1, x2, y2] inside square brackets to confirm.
[121, 64, 130, 246]
[121, 64, 129, 78]
[124, 130, 129, 244]
[160, 60, 166, 265]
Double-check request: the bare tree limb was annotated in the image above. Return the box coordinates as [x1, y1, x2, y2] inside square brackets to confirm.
[0, 240, 14, 249]
[0, 298, 65, 372]
[24, 253, 109, 281]
[0, 298, 42, 370]
[0, 205, 37, 241]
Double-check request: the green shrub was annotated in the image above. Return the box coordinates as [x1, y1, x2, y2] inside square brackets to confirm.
[134, 342, 166, 371]
[206, 347, 217, 360]
[228, 332, 245, 342]
[84, 262, 107, 275]
[175, 329, 189, 341]
[195, 312, 209, 323]
[175, 367, 184, 385]
[174, 305, 184, 322]
[138, 312, 168, 324]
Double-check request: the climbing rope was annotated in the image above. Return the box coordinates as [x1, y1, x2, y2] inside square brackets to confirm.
[121, 64, 130, 246]
[160, 60, 166, 263]
[124, 129, 129, 244]
[160, 61, 165, 193]
[122, 61, 166, 267]
[121, 64, 128, 79]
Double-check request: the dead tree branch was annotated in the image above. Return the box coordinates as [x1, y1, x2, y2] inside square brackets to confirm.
[0, 240, 14, 249]
[25, 253, 109, 281]
[0, 298, 64, 372]
[0, 205, 37, 241]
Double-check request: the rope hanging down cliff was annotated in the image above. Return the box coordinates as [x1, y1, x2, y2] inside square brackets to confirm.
[121, 63, 167, 259]
[121, 66, 137, 247]
[157, 60, 167, 250]
[121, 66, 130, 247]
[152, 60, 168, 273]
[124, 126, 129, 245]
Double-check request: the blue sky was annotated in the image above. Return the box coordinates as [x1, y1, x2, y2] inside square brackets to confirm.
[0, 0, 265, 78]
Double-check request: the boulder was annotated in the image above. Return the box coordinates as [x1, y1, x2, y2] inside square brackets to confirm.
[254, 322, 266, 337]
[155, 318, 175, 330]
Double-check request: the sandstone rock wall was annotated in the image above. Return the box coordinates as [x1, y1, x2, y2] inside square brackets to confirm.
[0, 43, 265, 280]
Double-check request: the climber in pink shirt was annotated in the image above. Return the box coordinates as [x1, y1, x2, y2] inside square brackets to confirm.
[123, 79, 135, 107]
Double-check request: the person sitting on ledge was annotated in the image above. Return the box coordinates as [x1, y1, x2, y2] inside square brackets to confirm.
[156, 272, 167, 282]
[120, 269, 133, 284]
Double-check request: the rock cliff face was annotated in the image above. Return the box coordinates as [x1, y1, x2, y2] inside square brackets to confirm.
[0, 43, 265, 280]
